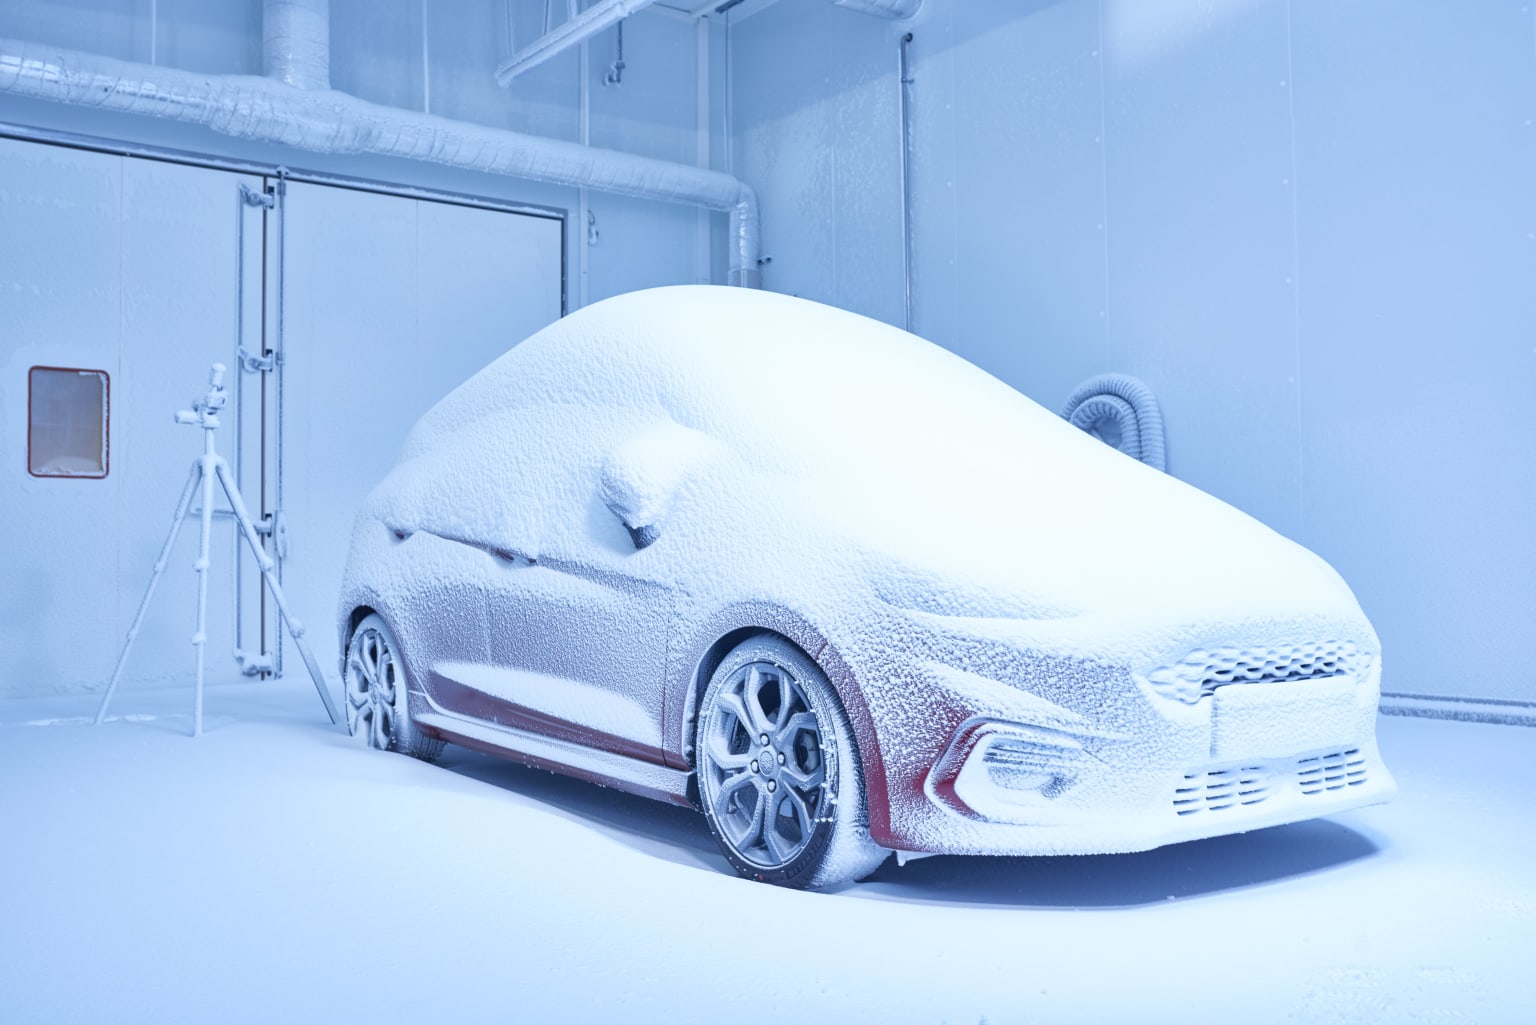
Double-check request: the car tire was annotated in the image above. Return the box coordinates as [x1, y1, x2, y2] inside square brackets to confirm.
[344, 612, 443, 762]
[696, 635, 889, 888]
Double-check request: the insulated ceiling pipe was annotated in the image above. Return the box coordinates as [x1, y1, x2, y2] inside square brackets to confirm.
[832, 0, 924, 18]
[514, 0, 921, 80]
[0, 24, 761, 286]
[496, 0, 660, 85]
[264, 0, 330, 89]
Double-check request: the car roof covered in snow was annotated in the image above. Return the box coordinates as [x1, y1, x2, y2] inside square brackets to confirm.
[383, 286, 1360, 632]
[406, 285, 1081, 469]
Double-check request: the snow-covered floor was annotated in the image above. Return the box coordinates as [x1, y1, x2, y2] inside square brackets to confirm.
[2, 679, 1532, 1025]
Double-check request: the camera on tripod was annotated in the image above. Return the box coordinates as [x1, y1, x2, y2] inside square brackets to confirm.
[173, 362, 228, 429]
[98, 360, 339, 735]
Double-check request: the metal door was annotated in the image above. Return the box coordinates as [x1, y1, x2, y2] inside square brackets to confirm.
[0, 133, 266, 697]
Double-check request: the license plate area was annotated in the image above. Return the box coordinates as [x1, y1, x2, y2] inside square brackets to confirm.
[1210, 676, 1356, 759]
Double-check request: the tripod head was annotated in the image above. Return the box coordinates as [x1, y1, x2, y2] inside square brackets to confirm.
[174, 363, 228, 430]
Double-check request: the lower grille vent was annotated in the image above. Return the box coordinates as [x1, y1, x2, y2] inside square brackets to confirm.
[1174, 765, 1270, 816]
[1175, 749, 1372, 816]
[1297, 748, 1367, 794]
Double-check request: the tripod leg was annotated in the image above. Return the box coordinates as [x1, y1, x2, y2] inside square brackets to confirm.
[216, 458, 341, 725]
[190, 453, 219, 738]
[96, 463, 201, 725]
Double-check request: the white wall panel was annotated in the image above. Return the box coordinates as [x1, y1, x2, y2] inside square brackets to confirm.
[0, 0, 141, 62]
[734, 0, 1108, 409]
[733, 0, 905, 331]
[923, 0, 1108, 414]
[0, 138, 122, 694]
[1100, 0, 1302, 538]
[329, 0, 428, 114]
[1289, 0, 1536, 703]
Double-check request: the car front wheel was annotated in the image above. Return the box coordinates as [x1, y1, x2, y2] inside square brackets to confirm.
[696, 635, 888, 888]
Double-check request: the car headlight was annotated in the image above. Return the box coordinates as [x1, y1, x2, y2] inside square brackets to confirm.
[979, 733, 1085, 796]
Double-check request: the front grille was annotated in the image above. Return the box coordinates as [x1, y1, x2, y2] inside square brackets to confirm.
[1148, 641, 1360, 703]
[1174, 764, 1271, 815]
[1297, 748, 1367, 795]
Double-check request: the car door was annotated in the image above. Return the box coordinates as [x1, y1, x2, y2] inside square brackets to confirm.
[426, 405, 681, 766]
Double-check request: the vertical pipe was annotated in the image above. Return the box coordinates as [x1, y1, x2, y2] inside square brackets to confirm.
[578, 36, 591, 308]
[149, 0, 158, 66]
[723, 10, 734, 177]
[219, 459, 340, 724]
[695, 16, 711, 284]
[421, 0, 431, 115]
[898, 31, 914, 332]
[273, 168, 287, 678]
[263, 0, 331, 90]
[233, 187, 246, 661]
[258, 190, 269, 670]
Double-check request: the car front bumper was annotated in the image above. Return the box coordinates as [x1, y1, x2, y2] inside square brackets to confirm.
[843, 614, 1395, 858]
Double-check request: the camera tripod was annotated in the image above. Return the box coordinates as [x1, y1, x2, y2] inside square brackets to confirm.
[96, 362, 341, 735]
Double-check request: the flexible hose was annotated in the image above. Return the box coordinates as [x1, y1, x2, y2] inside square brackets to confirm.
[1060, 373, 1166, 472]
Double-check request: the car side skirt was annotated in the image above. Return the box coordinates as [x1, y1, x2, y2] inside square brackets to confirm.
[414, 709, 696, 809]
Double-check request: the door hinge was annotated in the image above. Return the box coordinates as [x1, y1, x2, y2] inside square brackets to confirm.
[235, 650, 274, 676]
[240, 183, 275, 209]
[273, 510, 289, 560]
[237, 345, 275, 373]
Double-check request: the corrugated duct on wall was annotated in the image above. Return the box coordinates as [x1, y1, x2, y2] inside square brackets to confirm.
[1060, 373, 1167, 472]
[0, 0, 762, 286]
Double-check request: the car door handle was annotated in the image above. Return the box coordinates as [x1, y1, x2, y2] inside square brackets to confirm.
[410, 527, 538, 566]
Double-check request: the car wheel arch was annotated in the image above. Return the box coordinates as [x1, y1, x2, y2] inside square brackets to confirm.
[341, 604, 419, 695]
[345, 604, 377, 645]
[677, 609, 894, 846]
[337, 604, 380, 678]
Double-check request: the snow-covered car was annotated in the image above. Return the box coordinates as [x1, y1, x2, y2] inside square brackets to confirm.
[337, 285, 1395, 889]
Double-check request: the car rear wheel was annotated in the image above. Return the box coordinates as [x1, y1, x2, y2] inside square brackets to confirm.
[345, 612, 443, 762]
[696, 636, 888, 888]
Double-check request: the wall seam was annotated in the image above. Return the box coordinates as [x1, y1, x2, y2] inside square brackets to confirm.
[414, 197, 421, 429]
[1283, 0, 1305, 539]
[1095, 0, 1111, 374]
[946, 11, 960, 349]
[116, 154, 127, 656]
[831, 141, 839, 302]
[694, 17, 711, 284]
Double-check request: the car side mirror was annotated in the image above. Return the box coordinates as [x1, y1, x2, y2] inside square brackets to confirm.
[599, 421, 721, 551]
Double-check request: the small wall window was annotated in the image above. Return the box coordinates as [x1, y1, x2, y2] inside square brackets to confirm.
[28, 366, 110, 479]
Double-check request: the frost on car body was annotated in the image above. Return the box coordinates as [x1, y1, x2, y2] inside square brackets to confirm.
[337, 284, 1394, 886]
